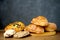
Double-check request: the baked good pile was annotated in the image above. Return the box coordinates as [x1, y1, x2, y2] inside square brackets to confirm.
[3, 16, 57, 38]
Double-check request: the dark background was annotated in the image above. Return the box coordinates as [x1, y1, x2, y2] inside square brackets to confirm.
[0, 0, 60, 31]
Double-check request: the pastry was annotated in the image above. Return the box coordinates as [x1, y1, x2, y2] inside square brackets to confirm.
[24, 24, 44, 34]
[13, 31, 30, 38]
[45, 22, 57, 32]
[31, 16, 48, 26]
[4, 21, 25, 32]
[4, 29, 16, 37]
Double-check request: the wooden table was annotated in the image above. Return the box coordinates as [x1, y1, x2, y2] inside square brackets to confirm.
[0, 30, 60, 40]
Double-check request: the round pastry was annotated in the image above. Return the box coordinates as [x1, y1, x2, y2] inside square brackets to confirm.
[4, 21, 25, 32]
[30, 31, 56, 36]
[45, 22, 57, 32]
[31, 16, 48, 26]
[24, 24, 44, 34]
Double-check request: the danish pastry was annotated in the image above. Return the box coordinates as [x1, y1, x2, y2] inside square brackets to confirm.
[4, 21, 25, 32]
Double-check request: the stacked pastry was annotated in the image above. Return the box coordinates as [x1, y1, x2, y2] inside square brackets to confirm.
[24, 16, 57, 36]
[3, 16, 57, 38]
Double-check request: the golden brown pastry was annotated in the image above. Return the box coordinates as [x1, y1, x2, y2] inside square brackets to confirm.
[31, 16, 48, 26]
[30, 31, 56, 36]
[24, 24, 44, 34]
[4, 21, 25, 32]
[45, 22, 57, 32]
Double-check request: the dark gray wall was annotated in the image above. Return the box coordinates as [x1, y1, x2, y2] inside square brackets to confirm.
[0, 0, 60, 31]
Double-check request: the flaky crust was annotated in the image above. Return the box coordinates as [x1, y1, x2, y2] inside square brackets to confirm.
[45, 22, 57, 32]
[31, 16, 48, 26]
[24, 24, 44, 34]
